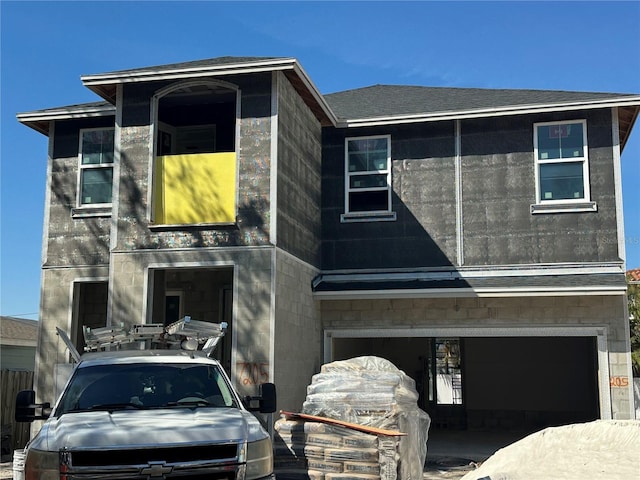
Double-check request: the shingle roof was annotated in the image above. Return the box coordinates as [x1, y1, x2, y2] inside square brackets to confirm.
[628, 268, 640, 283]
[0, 316, 38, 346]
[87, 56, 286, 77]
[324, 84, 639, 121]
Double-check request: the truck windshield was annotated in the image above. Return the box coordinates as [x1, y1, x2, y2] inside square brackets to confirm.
[56, 363, 238, 415]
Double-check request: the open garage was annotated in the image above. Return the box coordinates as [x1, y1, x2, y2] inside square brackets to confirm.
[329, 333, 600, 433]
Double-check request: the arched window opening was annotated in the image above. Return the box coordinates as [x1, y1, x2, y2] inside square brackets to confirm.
[153, 81, 239, 226]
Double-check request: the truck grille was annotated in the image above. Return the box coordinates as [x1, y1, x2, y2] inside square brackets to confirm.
[62, 443, 241, 480]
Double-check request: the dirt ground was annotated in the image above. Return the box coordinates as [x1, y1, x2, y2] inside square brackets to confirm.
[1, 459, 476, 480]
[0, 462, 12, 479]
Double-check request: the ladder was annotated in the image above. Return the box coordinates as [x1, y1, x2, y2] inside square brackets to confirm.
[57, 317, 228, 361]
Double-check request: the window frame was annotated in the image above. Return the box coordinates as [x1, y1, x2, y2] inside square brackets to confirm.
[342, 134, 395, 222]
[533, 119, 591, 207]
[77, 127, 115, 208]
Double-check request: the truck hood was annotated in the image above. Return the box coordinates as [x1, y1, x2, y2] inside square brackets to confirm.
[31, 408, 267, 452]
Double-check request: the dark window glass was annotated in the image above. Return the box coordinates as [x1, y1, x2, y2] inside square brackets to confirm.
[539, 162, 584, 200]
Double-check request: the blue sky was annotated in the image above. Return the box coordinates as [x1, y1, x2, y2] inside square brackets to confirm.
[1, 1, 639, 319]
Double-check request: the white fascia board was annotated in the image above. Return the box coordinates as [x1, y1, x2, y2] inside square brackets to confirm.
[313, 286, 626, 300]
[17, 104, 115, 122]
[80, 58, 299, 86]
[338, 96, 640, 128]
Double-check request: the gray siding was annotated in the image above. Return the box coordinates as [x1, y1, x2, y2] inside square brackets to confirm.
[276, 72, 322, 267]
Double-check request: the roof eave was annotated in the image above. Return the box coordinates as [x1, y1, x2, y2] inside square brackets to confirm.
[80, 57, 337, 126]
[336, 96, 640, 128]
[16, 104, 116, 136]
[313, 285, 626, 300]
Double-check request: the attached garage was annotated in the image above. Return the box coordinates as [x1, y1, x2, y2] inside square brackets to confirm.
[326, 328, 604, 433]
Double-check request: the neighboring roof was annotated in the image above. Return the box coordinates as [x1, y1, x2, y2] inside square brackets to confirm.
[0, 316, 38, 347]
[627, 268, 640, 283]
[324, 84, 640, 148]
[313, 272, 626, 298]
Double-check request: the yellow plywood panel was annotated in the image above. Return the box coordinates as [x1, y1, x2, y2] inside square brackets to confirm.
[154, 152, 236, 225]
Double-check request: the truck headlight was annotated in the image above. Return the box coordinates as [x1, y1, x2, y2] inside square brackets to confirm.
[245, 437, 273, 480]
[25, 448, 60, 480]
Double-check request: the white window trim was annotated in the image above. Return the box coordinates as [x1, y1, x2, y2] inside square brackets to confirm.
[76, 127, 114, 209]
[341, 134, 395, 222]
[532, 119, 596, 213]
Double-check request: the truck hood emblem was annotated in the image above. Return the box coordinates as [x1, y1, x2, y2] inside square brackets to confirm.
[141, 461, 173, 478]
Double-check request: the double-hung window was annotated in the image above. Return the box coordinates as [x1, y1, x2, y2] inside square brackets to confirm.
[78, 128, 114, 206]
[343, 135, 394, 221]
[534, 120, 590, 205]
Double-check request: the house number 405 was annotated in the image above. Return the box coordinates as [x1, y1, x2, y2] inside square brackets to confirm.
[609, 376, 629, 387]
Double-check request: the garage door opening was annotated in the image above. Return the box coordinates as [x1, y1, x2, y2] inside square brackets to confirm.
[330, 335, 599, 433]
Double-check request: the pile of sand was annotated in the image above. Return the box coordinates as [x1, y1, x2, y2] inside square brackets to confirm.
[461, 420, 640, 480]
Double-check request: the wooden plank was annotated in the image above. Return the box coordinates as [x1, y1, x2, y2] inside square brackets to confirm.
[280, 410, 406, 437]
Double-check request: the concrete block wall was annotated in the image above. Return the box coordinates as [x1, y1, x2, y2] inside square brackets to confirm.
[115, 74, 274, 252]
[273, 249, 322, 411]
[321, 294, 633, 419]
[108, 247, 274, 398]
[46, 117, 114, 267]
[35, 266, 109, 402]
[276, 72, 322, 267]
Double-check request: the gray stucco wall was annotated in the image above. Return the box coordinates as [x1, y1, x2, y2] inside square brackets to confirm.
[276, 72, 322, 267]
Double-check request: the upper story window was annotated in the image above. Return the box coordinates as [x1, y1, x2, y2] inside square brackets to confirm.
[78, 128, 114, 206]
[531, 119, 596, 214]
[534, 120, 590, 206]
[342, 135, 395, 222]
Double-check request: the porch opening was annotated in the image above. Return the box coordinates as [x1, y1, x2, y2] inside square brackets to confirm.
[71, 281, 108, 355]
[150, 267, 234, 373]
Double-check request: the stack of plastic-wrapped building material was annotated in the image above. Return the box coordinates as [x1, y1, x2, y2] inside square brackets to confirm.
[274, 356, 430, 480]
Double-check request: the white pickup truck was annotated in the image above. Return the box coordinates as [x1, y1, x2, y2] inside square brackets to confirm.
[15, 320, 276, 480]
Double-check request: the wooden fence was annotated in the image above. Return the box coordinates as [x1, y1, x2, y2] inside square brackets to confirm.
[1, 370, 34, 454]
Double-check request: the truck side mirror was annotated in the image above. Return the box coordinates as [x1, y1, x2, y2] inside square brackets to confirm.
[16, 390, 51, 422]
[259, 383, 276, 413]
[243, 383, 277, 413]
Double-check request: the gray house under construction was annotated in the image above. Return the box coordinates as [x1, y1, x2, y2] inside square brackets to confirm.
[18, 56, 640, 432]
